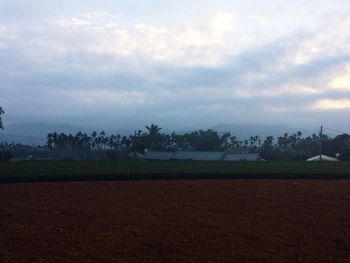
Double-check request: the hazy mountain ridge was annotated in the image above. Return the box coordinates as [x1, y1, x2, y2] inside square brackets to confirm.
[0, 122, 317, 145]
[211, 123, 315, 140]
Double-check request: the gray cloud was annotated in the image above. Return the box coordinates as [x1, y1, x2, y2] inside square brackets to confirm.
[1, 4, 350, 133]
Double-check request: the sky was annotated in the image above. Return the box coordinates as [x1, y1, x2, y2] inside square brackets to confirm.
[1, 0, 350, 132]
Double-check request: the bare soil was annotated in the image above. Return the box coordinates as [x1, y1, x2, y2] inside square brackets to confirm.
[1, 180, 350, 262]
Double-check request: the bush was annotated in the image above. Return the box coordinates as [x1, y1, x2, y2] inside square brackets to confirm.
[0, 150, 12, 162]
[105, 150, 124, 161]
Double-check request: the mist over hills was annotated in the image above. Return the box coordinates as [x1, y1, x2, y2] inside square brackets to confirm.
[0, 122, 318, 145]
[0, 123, 82, 145]
[211, 123, 316, 140]
[0, 122, 147, 145]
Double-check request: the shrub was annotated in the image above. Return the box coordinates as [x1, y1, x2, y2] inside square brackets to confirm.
[0, 150, 12, 162]
[105, 150, 123, 161]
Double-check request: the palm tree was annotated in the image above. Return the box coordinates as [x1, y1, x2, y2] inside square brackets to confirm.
[52, 132, 58, 149]
[185, 129, 229, 151]
[47, 133, 54, 149]
[90, 131, 97, 150]
[145, 124, 162, 136]
[228, 136, 239, 148]
[145, 124, 162, 150]
[108, 135, 118, 150]
[249, 135, 260, 152]
[98, 131, 106, 149]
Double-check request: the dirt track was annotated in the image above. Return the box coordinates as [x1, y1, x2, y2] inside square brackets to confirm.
[1, 180, 350, 262]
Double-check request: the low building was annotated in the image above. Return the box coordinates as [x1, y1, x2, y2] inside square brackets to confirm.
[172, 151, 224, 161]
[222, 153, 260, 161]
[144, 151, 176, 160]
[127, 152, 144, 160]
[306, 154, 339, 162]
[144, 151, 260, 162]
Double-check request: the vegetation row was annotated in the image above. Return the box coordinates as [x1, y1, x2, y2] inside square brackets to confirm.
[1, 124, 350, 161]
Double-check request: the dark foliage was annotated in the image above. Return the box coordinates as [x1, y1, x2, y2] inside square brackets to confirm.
[0, 150, 11, 162]
[1, 123, 350, 161]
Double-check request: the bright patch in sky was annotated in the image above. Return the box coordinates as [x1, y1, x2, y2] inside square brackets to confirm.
[313, 99, 350, 110]
[328, 64, 350, 90]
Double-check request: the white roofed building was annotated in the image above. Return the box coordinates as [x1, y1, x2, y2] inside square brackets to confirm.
[306, 154, 339, 162]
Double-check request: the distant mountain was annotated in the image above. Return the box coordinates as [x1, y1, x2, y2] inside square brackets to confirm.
[0, 121, 316, 145]
[211, 123, 314, 140]
[0, 122, 84, 145]
[0, 121, 150, 145]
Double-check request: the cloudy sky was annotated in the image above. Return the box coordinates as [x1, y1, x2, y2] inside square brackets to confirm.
[1, 0, 350, 131]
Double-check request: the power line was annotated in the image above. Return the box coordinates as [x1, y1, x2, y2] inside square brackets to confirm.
[323, 127, 349, 135]
[289, 127, 319, 134]
[0, 126, 348, 141]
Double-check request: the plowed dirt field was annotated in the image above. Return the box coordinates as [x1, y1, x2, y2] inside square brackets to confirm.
[1, 180, 350, 262]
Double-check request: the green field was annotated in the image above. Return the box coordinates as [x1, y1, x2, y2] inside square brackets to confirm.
[1, 160, 350, 183]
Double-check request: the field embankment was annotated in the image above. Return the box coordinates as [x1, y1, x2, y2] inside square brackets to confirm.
[1, 161, 350, 183]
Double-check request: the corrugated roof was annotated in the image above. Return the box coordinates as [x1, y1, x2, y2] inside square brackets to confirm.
[222, 153, 259, 161]
[144, 151, 175, 160]
[172, 151, 224, 161]
[144, 151, 260, 161]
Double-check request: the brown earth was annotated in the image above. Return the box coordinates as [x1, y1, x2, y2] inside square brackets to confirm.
[1, 180, 350, 262]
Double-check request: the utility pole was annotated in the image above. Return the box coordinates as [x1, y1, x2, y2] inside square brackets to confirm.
[134, 130, 137, 159]
[0, 107, 4, 151]
[319, 126, 323, 161]
[0, 106, 4, 130]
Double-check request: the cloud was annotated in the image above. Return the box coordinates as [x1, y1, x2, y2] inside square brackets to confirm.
[54, 18, 93, 28]
[1, 4, 350, 130]
[288, 14, 350, 65]
[57, 89, 146, 106]
[328, 63, 350, 90]
[0, 24, 7, 35]
[312, 99, 350, 110]
[29, 12, 239, 66]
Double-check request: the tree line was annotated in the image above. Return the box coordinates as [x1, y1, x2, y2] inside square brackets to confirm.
[43, 124, 350, 161]
[1, 123, 350, 161]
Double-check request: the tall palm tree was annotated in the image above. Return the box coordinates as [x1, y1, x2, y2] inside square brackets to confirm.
[145, 124, 162, 150]
[145, 124, 162, 136]
[47, 133, 54, 149]
[90, 131, 97, 150]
